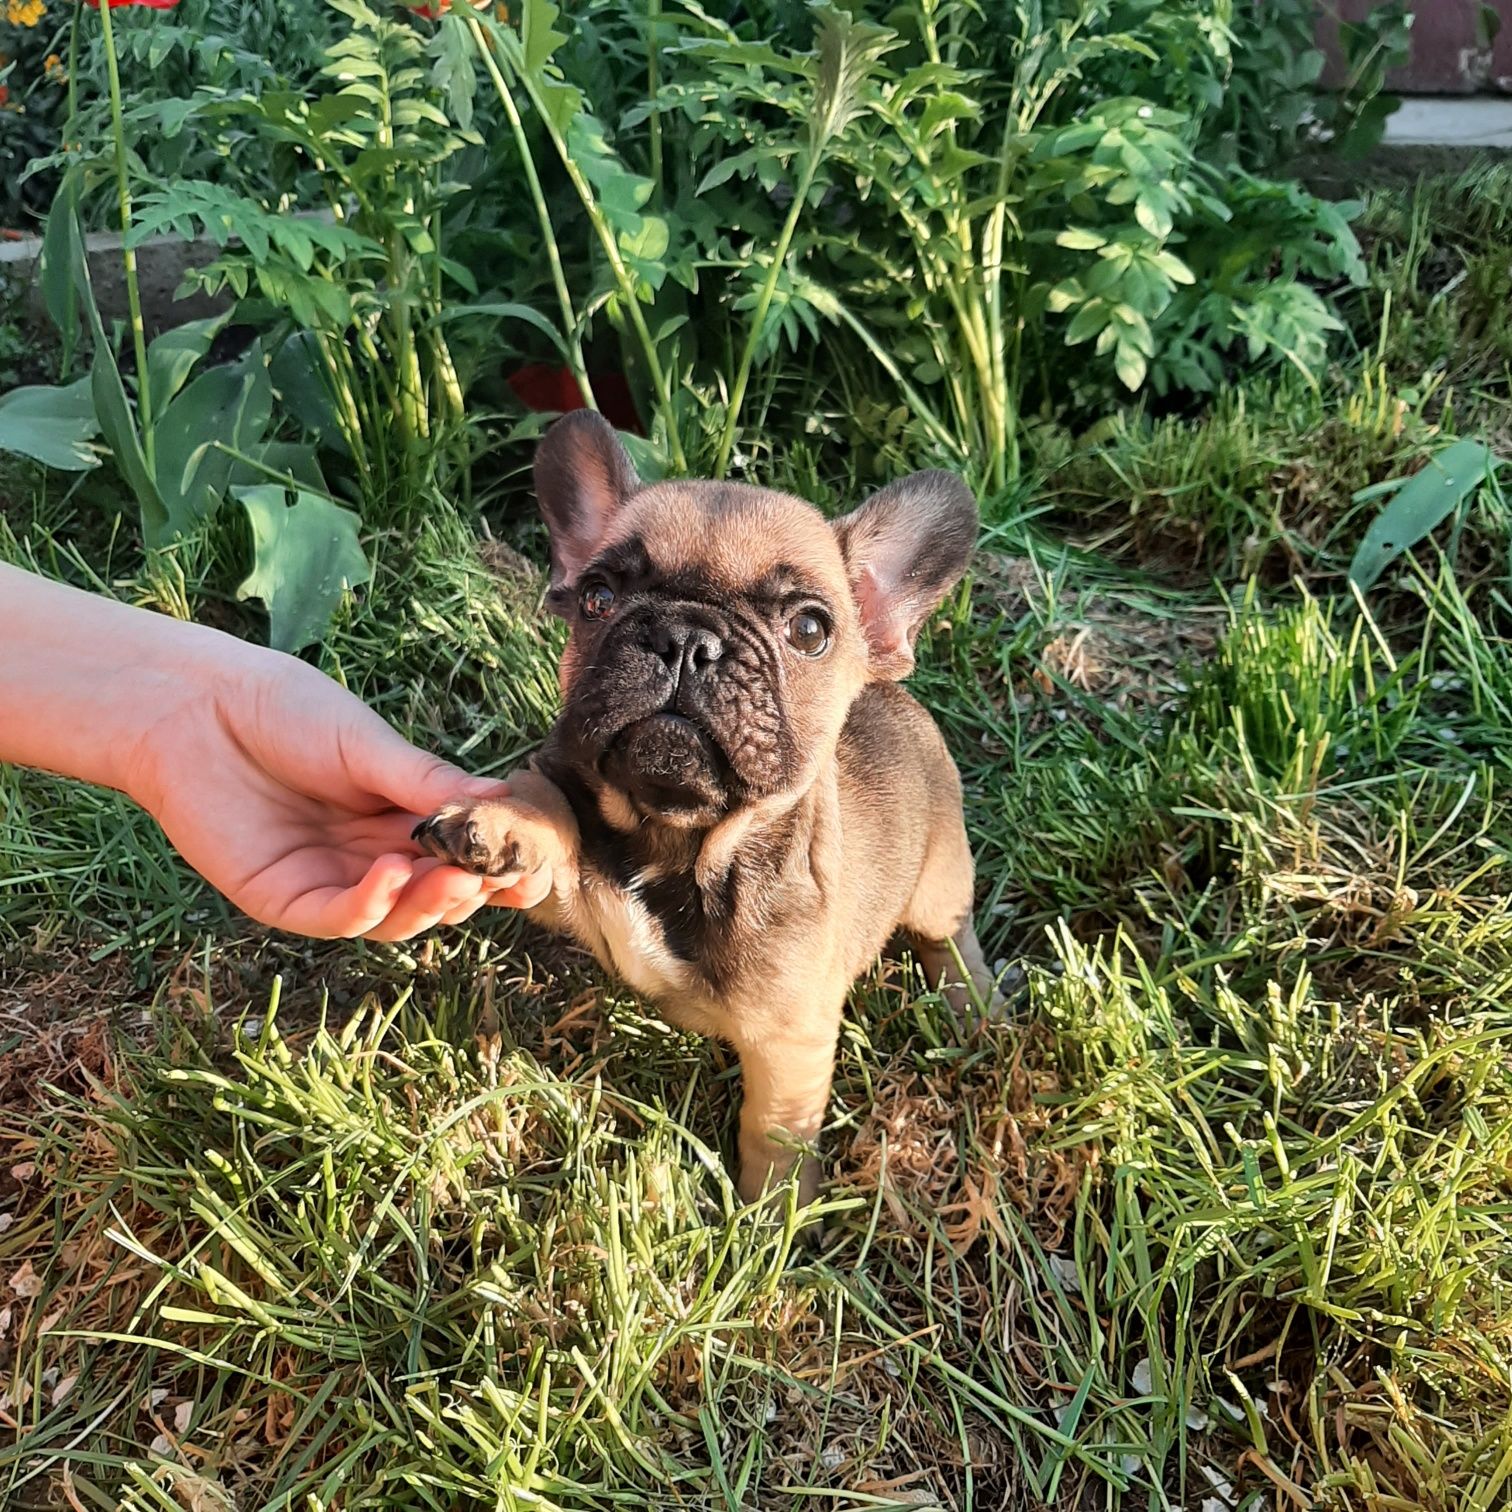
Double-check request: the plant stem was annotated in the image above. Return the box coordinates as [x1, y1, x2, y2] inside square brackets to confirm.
[370, 55, 425, 446]
[428, 209, 465, 427]
[713, 153, 819, 478]
[829, 301, 965, 461]
[465, 13, 595, 413]
[501, 36, 687, 471]
[54, 0, 85, 375]
[64, 0, 80, 136]
[646, 0, 663, 203]
[95, 0, 154, 473]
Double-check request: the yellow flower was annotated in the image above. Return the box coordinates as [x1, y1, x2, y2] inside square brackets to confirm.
[44, 52, 66, 85]
[6, 0, 46, 26]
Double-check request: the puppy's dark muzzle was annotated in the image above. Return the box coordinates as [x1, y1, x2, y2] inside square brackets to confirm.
[601, 713, 729, 817]
[644, 619, 725, 710]
[565, 604, 783, 812]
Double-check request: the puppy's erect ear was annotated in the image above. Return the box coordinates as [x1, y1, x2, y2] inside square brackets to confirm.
[534, 411, 640, 614]
[834, 470, 977, 680]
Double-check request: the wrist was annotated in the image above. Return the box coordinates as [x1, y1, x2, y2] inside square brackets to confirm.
[0, 565, 260, 803]
[115, 617, 275, 811]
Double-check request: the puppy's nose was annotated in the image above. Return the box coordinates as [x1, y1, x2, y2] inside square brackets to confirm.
[648, 622, 724, 681]
[682, 626, 723, 672]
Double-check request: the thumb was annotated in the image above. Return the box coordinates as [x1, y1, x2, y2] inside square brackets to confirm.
[343, 708, 509, 814]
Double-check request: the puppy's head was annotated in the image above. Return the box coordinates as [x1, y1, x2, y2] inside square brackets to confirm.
[536, 412, 976, 829]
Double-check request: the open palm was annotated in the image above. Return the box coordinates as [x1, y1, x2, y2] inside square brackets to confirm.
[130, 652, 525, 941]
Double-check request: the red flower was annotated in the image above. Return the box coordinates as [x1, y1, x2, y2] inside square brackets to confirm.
[85, 0, 181, 8]
[404, 0, 504, 20]
[508, 364, 642, 434]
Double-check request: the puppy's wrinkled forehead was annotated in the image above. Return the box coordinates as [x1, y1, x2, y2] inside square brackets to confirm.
[597, 483, 850, 600]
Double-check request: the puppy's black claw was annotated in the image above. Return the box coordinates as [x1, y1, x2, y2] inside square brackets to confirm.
[411, 817, 435, 844]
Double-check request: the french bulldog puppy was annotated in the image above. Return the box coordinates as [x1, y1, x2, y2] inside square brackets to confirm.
[415, 412, 998, 1202]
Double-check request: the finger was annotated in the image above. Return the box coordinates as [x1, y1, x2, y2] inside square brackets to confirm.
[361, 865, 492, 942]
[438, 894, 492, 927]
[484, 869, 554, 910]
[339, 710, 511, 817]
[282, 853, 414, 939]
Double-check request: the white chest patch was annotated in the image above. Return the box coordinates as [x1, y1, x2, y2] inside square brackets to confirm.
[582, 878, 691, 1001]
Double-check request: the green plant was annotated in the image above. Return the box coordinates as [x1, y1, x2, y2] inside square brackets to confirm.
[144, 0, 475, 501]
[1348, 437, 1502, 591]
[5, 176, 367, 652]
[580, 0, 1370, 490]
[0, 0, 71, 227]
[1220, 0, 1413, 169]
[455, 0, 699, 472]
[12, 0, 336, 222]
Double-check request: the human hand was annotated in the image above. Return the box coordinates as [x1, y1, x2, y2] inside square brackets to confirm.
[124, 646, 532, 941]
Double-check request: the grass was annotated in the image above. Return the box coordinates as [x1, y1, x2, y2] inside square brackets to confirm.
[2, 167, 1512, 1510]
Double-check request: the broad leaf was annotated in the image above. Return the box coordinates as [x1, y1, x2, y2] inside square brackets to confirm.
[39, 171, 81, 369]
[618, 431, 668, 484]
[49, 177, 169, 540]
[235, 485, 371, 653]
[155, 342, 274, 539]
[0, 379, 100, 471]
[146, 311, 234, 416]
[431, 13, 477, 131]
[521, 0, 569, 75]
[269, 330, 351, 454]
[1348, 440, 1500, 592]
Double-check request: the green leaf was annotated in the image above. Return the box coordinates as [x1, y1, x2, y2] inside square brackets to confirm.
[1114, 344, 1147, 391]
[39, 171, 82, 362]
[47, 174, 167, 539]
[1150, 249, 1195, 285]
[1347, 440, 1500, 592]
[155, 343, 275, 539]
[269, 330, 350, 456]
[1134, 190, 1172, 238]
[618, 431, 668, 484]
[1064, 300, 1111, 345]
[521, 0, 569, 75]
[0, 379, 100, 471]
[146, 312, 234, 416]
[429, 301, 570, 358]
[1056, 227, 1107, 250]
[918, 91, 977, 140]
[809, 5, 896, 154]
[235, 485, 371, 653]
[1046, 278, 1085, 313]
[567, 113, 653, 230]
[91, 338, 168, 544]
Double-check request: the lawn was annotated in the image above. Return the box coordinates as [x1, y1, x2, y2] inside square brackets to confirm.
[2, 3, 1512, 1508]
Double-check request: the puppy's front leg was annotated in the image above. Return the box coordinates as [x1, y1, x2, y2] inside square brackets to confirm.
[413, 770, 579, 910]
[734, 1008, 842, 1207]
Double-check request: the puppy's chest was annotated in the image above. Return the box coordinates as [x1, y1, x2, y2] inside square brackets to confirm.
[583, 874, 682, 987]
[565, 860, 748, 1027]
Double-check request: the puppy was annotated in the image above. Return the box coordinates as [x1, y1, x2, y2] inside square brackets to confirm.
[416, 412, 998, 1202]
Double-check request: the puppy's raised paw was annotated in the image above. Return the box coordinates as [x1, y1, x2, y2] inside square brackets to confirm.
[412, 799, 545, 882]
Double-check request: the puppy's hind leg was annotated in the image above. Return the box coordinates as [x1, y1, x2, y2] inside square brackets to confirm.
[902, 813, 1003, 1018]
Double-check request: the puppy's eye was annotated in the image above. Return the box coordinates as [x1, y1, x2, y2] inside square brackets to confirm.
[580, 582, 616, 620]
[786, 611, 830, 657]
